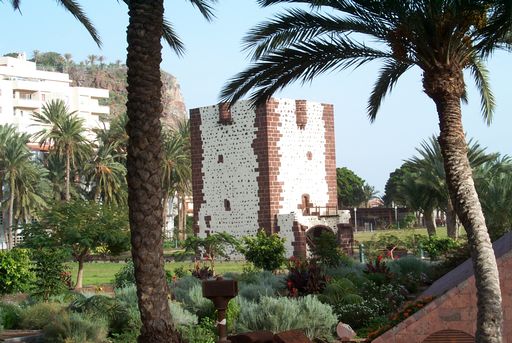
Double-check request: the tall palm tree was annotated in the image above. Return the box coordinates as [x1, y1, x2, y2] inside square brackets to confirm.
[84, 141, 127, 206]
[0, 124, 17, 245]
[220, 1, 512, 341]
[125, 1, 216, 341]
[4, 131, 32, 248]
[407, 136, 497, 238]
[162, 120, 191, 239]
[32, 99, 91, 202]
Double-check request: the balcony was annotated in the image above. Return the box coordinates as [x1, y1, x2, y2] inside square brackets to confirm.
[12, 97, 40, 109]
[303, 206, 339, 217]
[89, 104, 110, 115]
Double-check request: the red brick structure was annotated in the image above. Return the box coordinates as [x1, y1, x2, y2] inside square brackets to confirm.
[372, 232, 512, 343]
[190, 99, 351, 257]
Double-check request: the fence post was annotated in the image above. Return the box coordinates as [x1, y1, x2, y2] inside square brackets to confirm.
[359, 243, 365, 264]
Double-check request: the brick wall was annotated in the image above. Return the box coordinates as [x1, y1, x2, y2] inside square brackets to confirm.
[372, 252, 512, 343]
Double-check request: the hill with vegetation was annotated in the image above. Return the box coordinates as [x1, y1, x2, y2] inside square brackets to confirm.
[5, 51, 187, 127]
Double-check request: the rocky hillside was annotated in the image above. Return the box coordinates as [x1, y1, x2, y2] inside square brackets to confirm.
[68, 64, 187, 128]
[21, 52, 187, 127]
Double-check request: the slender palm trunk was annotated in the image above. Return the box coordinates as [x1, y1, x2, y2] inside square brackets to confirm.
[0, 172, 7, 248]
[65, 148, 71, 202]
[424, 69, 503, 343]
[162, 193, 169, 236]
[446, 198, 458, 239]
[126, 2, 181, 342]
[424, 209, 437, 236]
[8, 175, 15, 249]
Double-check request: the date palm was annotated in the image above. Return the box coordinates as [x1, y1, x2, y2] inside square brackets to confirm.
[84, 141, 127, 206]
[407, 136, 497, 238]
[125, 1, 216, 342]
[4, 131, 32, 248]
[32, 99, 92, 202]
[221, 1, 512, 341]
[0, 124, 17, 245]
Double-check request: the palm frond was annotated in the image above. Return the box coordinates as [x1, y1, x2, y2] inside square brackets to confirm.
[56, 0, 101, 47]
[163, 19, 185, 56]
[367, 59, 410, 122]
[244, 9, 387, 60]
[221, 37, 389, 106]
[187, 0, 217, 21]
[468, 56, 495, 125]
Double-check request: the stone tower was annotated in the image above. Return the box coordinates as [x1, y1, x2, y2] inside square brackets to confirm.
[190, 98, 349, 257]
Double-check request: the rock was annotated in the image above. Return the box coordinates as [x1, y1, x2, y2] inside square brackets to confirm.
[337, 322, 356, 340]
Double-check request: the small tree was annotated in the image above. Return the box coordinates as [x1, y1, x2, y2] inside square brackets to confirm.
[30, 248, 70, 301]
[182, 232, 239, 275]
[22, 200, 130, 289]
[0, 248, 33, 294]
[309, 231, 344, 267]
[241, 230, 285, 272]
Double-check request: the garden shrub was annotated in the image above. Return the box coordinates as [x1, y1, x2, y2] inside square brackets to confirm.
[43, 312, 109, 343]
[114, 285, 138, 307]
[238, 270, 286, 301]
[0, 302, 22, 329]
[309, 231, 349, 267]
[19, 302, 64, 329]
[179, 317, 216, 343]
[241, 230, 286, 271]
[388, 256, 431, 293]
[169, 301, 197, 327]
[332, 298, 384, 330]
[235, 295, 337, 341]
[286, 258, 327, 296]
[182, 284, 215, 319]
[30, 248, 70, 301]
[113, 261, 135, 289]
[171, 276, 200, 304]
[0, 249, 33, 294]
[420, 236, 460, 261]
[318, 278, 360, 306]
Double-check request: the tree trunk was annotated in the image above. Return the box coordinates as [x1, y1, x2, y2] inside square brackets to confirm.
[76, 258, 85, 289]
[8, 175, 15, 249]
[65, 147, 71, 202]
[162, 193, 169, 237]
[424, 210, 437, 236]
[446, 197, 458, 239]
[0, 172, 7, 248]
[126, 2, 181, 342]
[177, 193, 184, 241]
[424, 69, 503, 343]
[181, 196, 187, 239]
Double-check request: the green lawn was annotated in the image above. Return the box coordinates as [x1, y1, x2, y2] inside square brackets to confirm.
[354, 226, 450, 242]
[69, 260, 247, 287]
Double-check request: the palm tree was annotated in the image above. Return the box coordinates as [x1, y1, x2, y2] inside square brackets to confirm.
[4, 0, 101, 47]
[161, 120, 191, 239]
[84, 141, 127, 206]
[407, 136, 497, 238]
[4, 131, 32, 248]
[220, 1, 512, 341]
[32, 99, 92, 202]
[0, 125, 17, 245]
[124, 1, 216, 341]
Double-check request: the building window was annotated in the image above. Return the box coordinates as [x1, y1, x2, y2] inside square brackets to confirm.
[224, 199, 231, 211]
[307, 151, 313, 160]
[218, 154, 224, 163]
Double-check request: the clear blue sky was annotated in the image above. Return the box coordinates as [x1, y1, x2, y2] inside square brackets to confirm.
[1, 0, 510, 194]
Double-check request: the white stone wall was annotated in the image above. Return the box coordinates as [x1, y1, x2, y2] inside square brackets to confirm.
[276, 99, 330, 212]
[196, 102, 260, 239]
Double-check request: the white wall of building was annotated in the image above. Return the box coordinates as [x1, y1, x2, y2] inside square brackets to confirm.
[0, 54, 109, 140]
[196, 102, 261, 240]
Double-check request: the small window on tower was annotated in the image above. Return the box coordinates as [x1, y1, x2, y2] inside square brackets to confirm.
[224, 199, 231, 211]
[218, 154, 224, 163]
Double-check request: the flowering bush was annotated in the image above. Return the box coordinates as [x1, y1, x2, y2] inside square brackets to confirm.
[286, 257, 328, 296]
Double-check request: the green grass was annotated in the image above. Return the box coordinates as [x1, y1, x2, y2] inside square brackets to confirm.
[354, 226, 450, 243]
[69, 260, 247, 287]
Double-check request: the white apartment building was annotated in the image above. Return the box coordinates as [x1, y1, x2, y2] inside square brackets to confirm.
[0, 53, 109, 141]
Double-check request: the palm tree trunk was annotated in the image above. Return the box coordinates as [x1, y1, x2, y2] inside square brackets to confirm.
[446, 198, 458, 239]
[177, 193, 184, 241]
[126, 2, 181, 342]
[162, 193, 169, 237]
[181, 196, 187, 239]
[425, 69, 503, 343]
[0, 172, 7, 248]
[65, 148, 71, 202]
[424, 210, 437, 236]
[8, 176, 15, 249]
